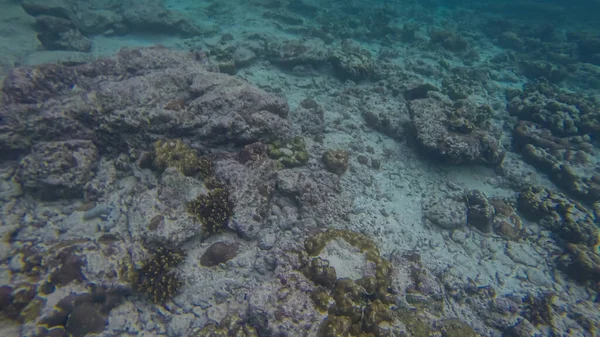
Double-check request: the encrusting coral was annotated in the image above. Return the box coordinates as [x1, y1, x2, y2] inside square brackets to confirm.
[152, 138, 214, 178]
[322, 149, 349, 175]
[267, 136, 309, 168]
[301, 229, 395, 336]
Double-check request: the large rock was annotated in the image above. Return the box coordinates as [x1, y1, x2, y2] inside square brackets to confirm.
[16, 140, 98, 200]
[0, 47, 291, 159]
[21, 0, 74, 19]
[408, 96, 503, 165]
[35, 15, 92, 52]
[21, 0, 201, 52]
[121, 0, 201, 36]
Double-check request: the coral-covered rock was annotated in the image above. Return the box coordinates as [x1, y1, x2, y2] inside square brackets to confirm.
[430, 29, 468, 52]
[329, 47, 374, 81]
[276, 169, 350, 227]
[34, 15, 92, 52]
[0, 47, 291, 159]
[512, 122, 600, 204]
[496, 32, 524, 51]
[518, 186, 599, 248]
[508, 81, 600, 204]
[466, 190, 495, 233]
[121, 0, 200, 36]
[65, 302, 106, 337]
[321, 149, 349, 175]
[507, 81, 600, 137]
[520, 60, 567, 83]
[558, 243, 600, 282]
[266, 39, 330, 67]
[424, 200, 467, 230]
[22, 0, 200, 40]
[192, 314, 258, 337]
[290, 99, 325, 137]
[17, 140, 98, 200]
[408, 97, 503, 165]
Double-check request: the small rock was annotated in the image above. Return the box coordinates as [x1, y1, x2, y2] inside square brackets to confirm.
[65, 302, 106, 337]
[258, 231, 277, 250]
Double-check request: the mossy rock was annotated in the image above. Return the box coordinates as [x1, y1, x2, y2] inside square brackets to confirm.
[267, 136, 309, 168]
[558, 243, 600, 282]
[523, 292, 556, 326]
[518, 186, 599, 248]
[322, 149, 349, 175]
[153, 139, 214, 178]
[394, 309, 432, 337]
[303, 229, 395, 336]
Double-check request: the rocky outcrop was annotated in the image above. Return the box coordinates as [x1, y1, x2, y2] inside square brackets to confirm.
[21, 0, 201, 51]
[0, 47, 291, 161]
[407, 96, 503, 165]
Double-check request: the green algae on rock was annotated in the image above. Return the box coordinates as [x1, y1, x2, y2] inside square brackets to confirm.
[267, 136, 309, 168]
[153, 139, 214, 178]
[518, 185, 600, 248]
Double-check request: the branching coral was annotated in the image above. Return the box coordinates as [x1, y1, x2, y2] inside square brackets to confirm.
[187, 187, 234, 237]
[135, 246, 186, 304]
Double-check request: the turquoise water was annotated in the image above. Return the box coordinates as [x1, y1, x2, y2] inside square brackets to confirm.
[0, 0, 599, 336]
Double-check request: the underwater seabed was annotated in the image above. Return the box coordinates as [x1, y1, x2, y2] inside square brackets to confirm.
[1, 0, 600, 336]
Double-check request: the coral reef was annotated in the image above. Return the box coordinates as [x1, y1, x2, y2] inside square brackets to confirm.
[322, 149, 349, 175]
[508, 81, 600, 203]
[153, 138, 213, 178]
[518, 186, 599, 248]
[134, 246, 186, 304]
[267, 136, 310, 168]
[302, 229, 395, 336]
[187, 187, 234, 237]
[0, 47, 291, 158]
